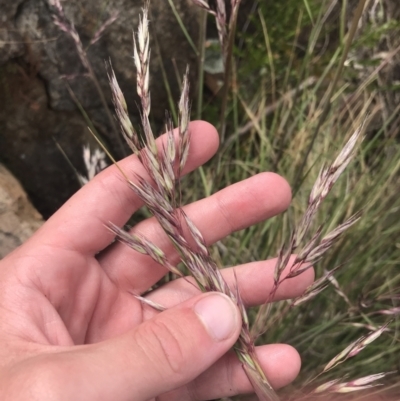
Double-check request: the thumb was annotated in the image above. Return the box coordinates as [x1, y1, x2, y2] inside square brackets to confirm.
[77, 292, 241, 401]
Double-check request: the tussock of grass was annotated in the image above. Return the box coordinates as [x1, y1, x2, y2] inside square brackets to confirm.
[182, 0, 400, 398]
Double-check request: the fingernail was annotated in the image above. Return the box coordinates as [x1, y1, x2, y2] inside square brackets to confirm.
[194, 293, 238, 341]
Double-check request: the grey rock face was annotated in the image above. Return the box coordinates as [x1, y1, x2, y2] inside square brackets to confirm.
[0, 0, 199, 218]
[0, 0, 26, 63]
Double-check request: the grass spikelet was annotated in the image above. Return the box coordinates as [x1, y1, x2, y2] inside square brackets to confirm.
[107, 223, 183, 278]
[133, 3, 155, 156]
[314, 372, 393, 394]
[107, 64, 140, 155]
[320, 321, 391, 374]
[178, 67, 191, 173]
[290, 265, 342, 307]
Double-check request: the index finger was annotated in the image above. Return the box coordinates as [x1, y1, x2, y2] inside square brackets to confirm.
[31, 121, 219, 254]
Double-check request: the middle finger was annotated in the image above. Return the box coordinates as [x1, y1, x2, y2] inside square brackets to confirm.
[143, 255, 314, 320]
[99, 172, 291, 293]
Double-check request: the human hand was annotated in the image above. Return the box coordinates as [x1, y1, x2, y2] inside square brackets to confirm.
[0, 121, 314, 401]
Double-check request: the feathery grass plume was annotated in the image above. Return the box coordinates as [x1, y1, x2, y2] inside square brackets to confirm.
[133, 4, 154, 151]
[251, 122, 368, 387]
[47, 0, 89, 70]
[127, 171, 279, 401]
[46, 0, 124, 154]
[108, 4, 279, 401]
[271, 125, 364, 292]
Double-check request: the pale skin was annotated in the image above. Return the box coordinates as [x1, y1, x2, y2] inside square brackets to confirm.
[0, 121, 314, 401]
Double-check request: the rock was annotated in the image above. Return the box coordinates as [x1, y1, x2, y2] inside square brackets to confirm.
[0, 0, 200, 218]
[0, 164, 43, 259]
[0, 0, 26, 63]
[0, 63, 94, 217]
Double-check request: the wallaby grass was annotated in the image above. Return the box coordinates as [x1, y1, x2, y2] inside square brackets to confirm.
[171, 0, 400, 398]
[48, 0, 400, 398]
